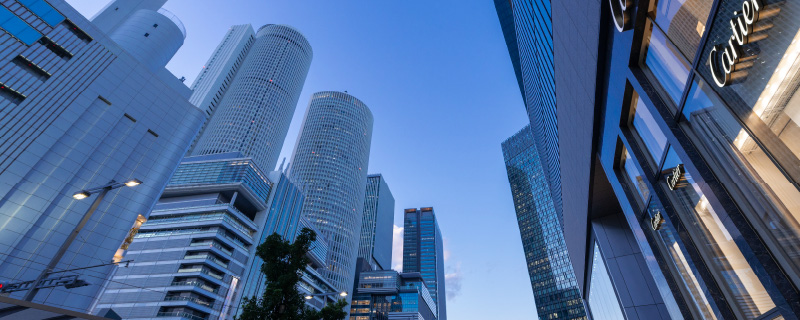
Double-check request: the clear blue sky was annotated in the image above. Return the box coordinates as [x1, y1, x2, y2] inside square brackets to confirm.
[66, 1, 534, 318]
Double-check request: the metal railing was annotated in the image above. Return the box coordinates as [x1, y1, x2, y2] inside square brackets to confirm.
[170, 280, 218, 294]
[156, 311, 207, 320]
[163, 295, 214, 308]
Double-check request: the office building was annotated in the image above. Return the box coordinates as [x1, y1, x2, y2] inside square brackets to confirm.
[289, 91, 374, 293]
[0, 0, 204, 312]
[192, 24, 312, 171]
[500, 0, 800, 318]
[502, 125, 586, 319]
[350, 270, 437, 320]
[358, 174, 395, 271]
[402, 208, 446, 320]
[493, 0, 562, 219]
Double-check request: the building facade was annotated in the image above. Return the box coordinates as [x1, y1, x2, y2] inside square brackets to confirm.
[358, 174, 395, 271]
[289, 91, 374, 293]
[501, 125, 586, 320]
[519, 0, 800, 319]
[192, 24, 312, 172]
[0, 0, 204, 312]
[350, 270, 437, 320]
[402, 208, 446, 320]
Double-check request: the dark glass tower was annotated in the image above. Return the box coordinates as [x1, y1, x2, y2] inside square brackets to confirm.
[358, 174, 395, 271]
[402, 207, 446, 320]
[494, 0, 562, 219]
[502, 125, 586, 320]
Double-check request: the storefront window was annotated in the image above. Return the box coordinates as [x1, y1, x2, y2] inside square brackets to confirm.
[648, 197, 722, 320]
[587, 243, 625, 320]
[630, 92, 669, 165]
[660, 148, 777, 319]
[681, 77, 800, 286]
[620, 146, 651, 203]
[643, 22, 692, 106]
[651, 0, 714, 61]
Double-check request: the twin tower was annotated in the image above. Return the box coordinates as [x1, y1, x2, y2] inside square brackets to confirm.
[188, 24, 373, 294]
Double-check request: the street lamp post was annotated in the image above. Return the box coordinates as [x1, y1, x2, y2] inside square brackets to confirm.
[22, 179, 142, 301]
[304, 291, 348, 306]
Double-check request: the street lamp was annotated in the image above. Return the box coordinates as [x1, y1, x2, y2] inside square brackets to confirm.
[23, 179, 142, 301]
[304, 291, 348, 306]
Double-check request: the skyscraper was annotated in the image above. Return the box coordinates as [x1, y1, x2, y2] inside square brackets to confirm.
[289, 91, 373, 293]
[494, 0, 561, 219]
[192, 24, 313, 171]
[502, 125, 586, 320]
[350, 270, 437, 320]
[358, 174, 395, 271]
[0, 0, 204, 311]
[402, 207, 446, 320]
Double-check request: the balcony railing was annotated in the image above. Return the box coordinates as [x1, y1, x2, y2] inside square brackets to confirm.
[183, 253, 229, 269]
[156, 311, 208, 320]
[189, 241, 233, 256]
[170, 280, 219, 294]
[164, 295, 214, 308]
[147, 210, 255, 238]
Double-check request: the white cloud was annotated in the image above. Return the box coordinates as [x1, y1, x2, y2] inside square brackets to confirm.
[445, 262, 463, 301]
[392, 225, 403, 270]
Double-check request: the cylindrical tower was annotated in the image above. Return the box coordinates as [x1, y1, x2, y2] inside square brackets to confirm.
[289, 91, 373, 292]
[192, 24, 312, 171]
[109, 8, 185, 71]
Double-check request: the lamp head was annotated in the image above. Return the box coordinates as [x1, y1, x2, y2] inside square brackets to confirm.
[73, 191, 90, 200]
[125, 179, 142, 187]
[304, 295, 313, 300]
[339, 291, 348, 297]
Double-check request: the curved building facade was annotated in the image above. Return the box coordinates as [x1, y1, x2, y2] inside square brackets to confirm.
[109, 8, 185, 71]
[193, 24, 312, 170]
[289, 91, 373, 292]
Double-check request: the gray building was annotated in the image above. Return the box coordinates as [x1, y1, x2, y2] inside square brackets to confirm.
[358, 174, 394, 271]
[289, 91, 374, 293]
[0, 0, 204, 312]
[402, 208, 446, 320]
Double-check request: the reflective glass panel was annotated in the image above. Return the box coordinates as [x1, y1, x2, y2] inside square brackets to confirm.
[643, 22, 692, 106]
[630, 93, 669, 163]
[648, 197, 722, 320]
[621, 146, 651, 203]
[652, 0, 714, 61]
[587, 243, 625, 320]
[660, 148, 776, 319]
[681, 77, 800, 285]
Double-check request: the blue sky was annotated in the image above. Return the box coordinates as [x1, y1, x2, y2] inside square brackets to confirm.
[66, 1, 534, 318]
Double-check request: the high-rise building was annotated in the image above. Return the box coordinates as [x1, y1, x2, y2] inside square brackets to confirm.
[192, 24, 313, 171]
[358, 174, 395, 271]
[493, 0, 562, 219]
[511, 0, 800, 318]
[501, 125, 586, 319]
[350, 270, 437, 320]
[0, 0, 204, 312]
[402, 208, 446, 320]
[289, 91, 373, 293]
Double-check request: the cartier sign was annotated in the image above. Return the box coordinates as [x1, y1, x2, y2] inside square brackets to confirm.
[609, 0, 634, 32]
[708, 0, 768, 87]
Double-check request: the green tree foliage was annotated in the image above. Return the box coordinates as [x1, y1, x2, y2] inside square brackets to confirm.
[237, 228, 348, 320]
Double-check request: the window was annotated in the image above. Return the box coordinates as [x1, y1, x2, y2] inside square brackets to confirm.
[587, 243, 625, 320]
[619, 145, 651, 204]
[649, 0, 713, 61]
[681, 77, 800, 287]
[659, 147, 777, 319]
[628, 90, 668, 165]
[642, 21, 691, 106]
[17, 0, 65, 26]
[0, 6, 42, 45]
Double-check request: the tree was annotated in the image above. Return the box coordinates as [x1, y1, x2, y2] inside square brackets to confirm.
[237, 228, 348, 320]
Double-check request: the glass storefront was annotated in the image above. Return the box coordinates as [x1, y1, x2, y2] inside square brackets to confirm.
[651, 0, 714, 61]
[642, 21, 692, 106]
[630, 91, 669, 166]
[659, 148, 776, 319]
[620, 146, 652, 204]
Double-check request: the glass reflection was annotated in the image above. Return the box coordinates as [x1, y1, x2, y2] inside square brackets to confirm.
[621, 146, 651, 203]
[587, 243, 625, 320]
[681, 78, 800, 287]
[651, 0, 713, 61]
[648, 197, 721, 320]
[630, 93, 668, 164]
[643, 22, 691, 106]
[660, 148, 776, 319]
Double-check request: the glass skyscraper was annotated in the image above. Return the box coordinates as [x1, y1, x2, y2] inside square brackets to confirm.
[0, 0, 204, 311]
[358, 174, 395, 271]
[402, 207, 446, 320]
[501, 125, 586, 320]
[350, 270, 437, 320]
[289, 91, 373, 294]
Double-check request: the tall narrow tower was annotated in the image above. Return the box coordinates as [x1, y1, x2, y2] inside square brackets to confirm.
[289, 91, 373, 292]
[358, 174, 395, 271]
[193, 24, 312, 170]
[403, 207, 447, 320]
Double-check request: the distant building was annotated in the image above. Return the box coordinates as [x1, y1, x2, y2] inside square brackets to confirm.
[358, 174, 395, 271]
[289, 91, 374, 293]
[501, 125, 586, 319]
[350, 270, 437, 320]
[0, 0, 204, 311]
[402, 208, 446, 320]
